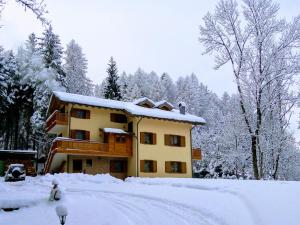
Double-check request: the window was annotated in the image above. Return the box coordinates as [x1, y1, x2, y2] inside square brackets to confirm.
[140, 160, 157, 173]
[116, 135, 126, 143]
[73, 160, 82, 172]
[165, 161, 187, 173]
[164, 135, 185, 147]
[75, 130, 85, 140]
[171, 162, 181, 173]
[71, 108, 90, 119]
[170, 135, 180, 146]
[110, 113, 127, 123]
[140, 132, 156, 145]
[110, 160, 127, 173]
[86, 159, 93, 167]
[70, 130, 90, 140]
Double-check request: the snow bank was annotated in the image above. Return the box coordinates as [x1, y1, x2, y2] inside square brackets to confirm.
[2, 175, 300, 225]
[41, 173, 123, 185]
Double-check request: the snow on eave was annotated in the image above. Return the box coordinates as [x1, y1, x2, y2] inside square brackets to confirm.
[51, 92, 206, 125]
[0, 149, 37, 155]
[102, 128, 128, 134]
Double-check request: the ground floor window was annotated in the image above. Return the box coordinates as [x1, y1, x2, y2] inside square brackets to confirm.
[86, 159, 93, 167]
[140, 160, 157, 173]
[110, 160, 127, 173]
[165, 161, 187, 173]
[73, 159, 82, 172]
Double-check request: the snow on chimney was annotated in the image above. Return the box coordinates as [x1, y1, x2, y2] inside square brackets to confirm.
[178, 102, 186, 115]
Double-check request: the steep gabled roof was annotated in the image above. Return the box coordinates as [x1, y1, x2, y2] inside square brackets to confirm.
[50, 91, 206, 125]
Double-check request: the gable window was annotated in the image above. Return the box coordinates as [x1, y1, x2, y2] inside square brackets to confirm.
[116, 135, 126, 143]
[140, 132, 156, 145]
[71, 108, 90, 119]
[71, 130, 90, 140]
[110, 160, 127, 173]
[86, 159, 93, 167]
[165, 161, 186, 173]
[164, 135, 185, 147]
[110, 113, 127, 123]
[140, 160, 157, 173]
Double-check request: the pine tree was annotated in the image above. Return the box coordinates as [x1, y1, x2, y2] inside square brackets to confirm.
[0, 46, 10, 114]
[104, 57, 122, 100]
[39, 25, 66, 87]
[64, 40, 92, 95]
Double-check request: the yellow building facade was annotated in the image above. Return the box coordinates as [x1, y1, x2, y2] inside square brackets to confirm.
[44, 92, 205, 178]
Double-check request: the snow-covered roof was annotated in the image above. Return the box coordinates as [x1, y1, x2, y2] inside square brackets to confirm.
[9, 163, 25, 167]
[154, 100, 174, 110]
[52, 91, 206, 125]
[103, 128, 128, 134]
[132, 97, 156, 108]
[0, 149, 37, 155]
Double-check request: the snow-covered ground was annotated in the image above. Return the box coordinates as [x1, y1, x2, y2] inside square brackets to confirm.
[0, 174, 299, 225]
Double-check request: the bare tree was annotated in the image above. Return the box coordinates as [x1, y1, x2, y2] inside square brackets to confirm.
[199, 0, 300, 179]
[0, 0, 48, 25]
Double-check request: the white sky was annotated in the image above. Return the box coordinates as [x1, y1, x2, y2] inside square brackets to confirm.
[0, 0, 299, 139]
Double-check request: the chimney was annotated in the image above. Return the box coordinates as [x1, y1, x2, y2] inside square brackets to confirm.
[178, 102, 186, 115]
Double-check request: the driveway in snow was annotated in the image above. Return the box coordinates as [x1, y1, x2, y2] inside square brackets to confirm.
[0, 174, 299, 225]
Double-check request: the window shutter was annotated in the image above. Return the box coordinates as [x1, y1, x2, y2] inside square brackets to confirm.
[180, 136, 186, 147]
[165, 161, 171, 173]
[140, 160, 145, 172]
[85, 110, 90, 119]
[110, 113, 116, 122]
[70, 130, 76, 139]
[164, 135, 170, 146]
[123, 161, 127, 172]
[181, 162, 187, 173]
[153, 160, 157, 173]
[140, 132, 145, 144]
[153, 133, 157, 145]
[70, 108, 77, 117]
[110, 161, 114, 172]
[85, 131, 90, 140]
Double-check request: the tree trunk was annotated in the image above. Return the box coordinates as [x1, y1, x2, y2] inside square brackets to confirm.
[273, 154, 280, 180]
[251, 135, 260, 179]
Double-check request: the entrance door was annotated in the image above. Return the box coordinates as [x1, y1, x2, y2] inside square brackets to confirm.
[73, 159, 82, 172]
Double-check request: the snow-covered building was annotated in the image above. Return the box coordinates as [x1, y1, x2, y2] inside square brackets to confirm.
[44, 92, 205, 178]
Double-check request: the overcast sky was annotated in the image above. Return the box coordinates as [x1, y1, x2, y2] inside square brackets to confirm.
[0, 0, 299, 138]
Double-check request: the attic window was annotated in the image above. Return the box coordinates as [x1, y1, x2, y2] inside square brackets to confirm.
[154, 101, 174, 111]
[140, 102, 153, 108]
[133, 97, 155, 108]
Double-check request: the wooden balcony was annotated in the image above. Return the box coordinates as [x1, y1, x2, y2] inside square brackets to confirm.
[50, 136, 132, 157]
[46, 110, 68, 134]
[44, 133, 133, 173]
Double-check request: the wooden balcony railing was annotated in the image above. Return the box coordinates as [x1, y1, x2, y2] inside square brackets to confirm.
[46, 110, 68, 133]
[45, 135, 133, 173]
[50, 137, 132, 157]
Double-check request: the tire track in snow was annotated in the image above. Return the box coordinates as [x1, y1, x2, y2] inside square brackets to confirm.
[66, 188, 226, 225]
[129, 181, 262, 225]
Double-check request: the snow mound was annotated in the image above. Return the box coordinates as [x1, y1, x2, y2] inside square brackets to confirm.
[0, 193, 45, 209]
[41, 173, 122, 185]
